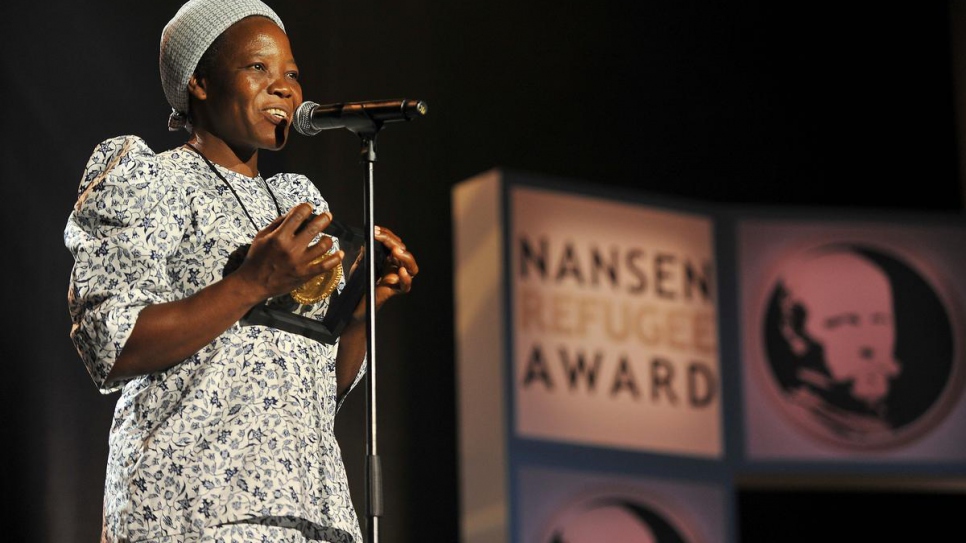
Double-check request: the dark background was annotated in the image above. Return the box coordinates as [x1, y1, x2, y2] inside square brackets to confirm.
[4, 1, 965, 541]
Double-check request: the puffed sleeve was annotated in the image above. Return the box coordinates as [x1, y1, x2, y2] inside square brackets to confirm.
[64, 135, 187, 393]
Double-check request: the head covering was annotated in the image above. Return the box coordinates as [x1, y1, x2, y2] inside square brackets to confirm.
[160, 0, 285, 131]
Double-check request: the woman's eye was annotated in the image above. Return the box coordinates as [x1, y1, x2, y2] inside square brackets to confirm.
[287, 72, 300, 81]
[251, 63, 265, 71]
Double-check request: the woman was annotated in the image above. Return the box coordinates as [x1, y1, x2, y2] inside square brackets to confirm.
[64, 1, 418, 541]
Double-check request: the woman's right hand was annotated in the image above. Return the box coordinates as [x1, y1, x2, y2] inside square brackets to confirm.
[233, 202, 345, 304]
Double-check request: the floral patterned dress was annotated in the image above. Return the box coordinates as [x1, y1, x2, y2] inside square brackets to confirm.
[64, 135, 365, 543]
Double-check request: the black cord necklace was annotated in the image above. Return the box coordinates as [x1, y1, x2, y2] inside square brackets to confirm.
[184, 142, 281, 232]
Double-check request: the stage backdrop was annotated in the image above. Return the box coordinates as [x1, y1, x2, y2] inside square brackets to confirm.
[453, 169, 966, 543]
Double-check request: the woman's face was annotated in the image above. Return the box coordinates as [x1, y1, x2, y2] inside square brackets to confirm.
[196, 16, 302, 152]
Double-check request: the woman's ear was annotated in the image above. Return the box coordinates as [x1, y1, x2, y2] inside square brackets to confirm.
[187, 74, 208, 101]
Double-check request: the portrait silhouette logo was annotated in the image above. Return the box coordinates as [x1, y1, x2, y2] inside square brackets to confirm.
[760, 243, 961, 449]
[540, 487, 701, 543]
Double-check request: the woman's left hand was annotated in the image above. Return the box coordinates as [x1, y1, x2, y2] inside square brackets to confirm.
[351, 225, 419, 318]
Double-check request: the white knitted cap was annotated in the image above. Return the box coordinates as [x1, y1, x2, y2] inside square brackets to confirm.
[160, 0, 285, 131]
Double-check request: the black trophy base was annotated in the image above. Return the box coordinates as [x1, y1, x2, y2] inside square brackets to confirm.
[242, 303, 340, 345]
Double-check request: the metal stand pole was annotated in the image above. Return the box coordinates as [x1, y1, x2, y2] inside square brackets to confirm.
[359, 134, 382, 543]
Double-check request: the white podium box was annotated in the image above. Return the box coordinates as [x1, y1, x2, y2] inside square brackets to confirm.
[453, 169, 730, 543]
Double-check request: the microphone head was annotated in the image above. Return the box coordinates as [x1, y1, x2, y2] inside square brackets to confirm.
[293, 101, 321, 136]
[411, 100, 429, 118]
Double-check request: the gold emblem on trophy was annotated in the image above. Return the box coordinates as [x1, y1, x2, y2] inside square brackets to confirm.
[290, 249, 343, 304]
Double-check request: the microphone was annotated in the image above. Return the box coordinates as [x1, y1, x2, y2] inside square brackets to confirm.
[293, 99, 428, 136]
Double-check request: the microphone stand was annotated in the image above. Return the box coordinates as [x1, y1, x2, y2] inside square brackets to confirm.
[299, 98, 426, 543]
[357, 128, 383, 543]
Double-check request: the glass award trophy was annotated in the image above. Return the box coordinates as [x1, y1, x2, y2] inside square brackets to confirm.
[223, 218, 386, 344]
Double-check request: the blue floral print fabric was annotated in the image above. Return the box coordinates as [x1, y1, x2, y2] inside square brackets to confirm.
[64, 135, 365, 543]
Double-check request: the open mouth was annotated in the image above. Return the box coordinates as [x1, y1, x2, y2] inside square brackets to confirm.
[274, 116, 289, 147]
[265, 107, 289, 124]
